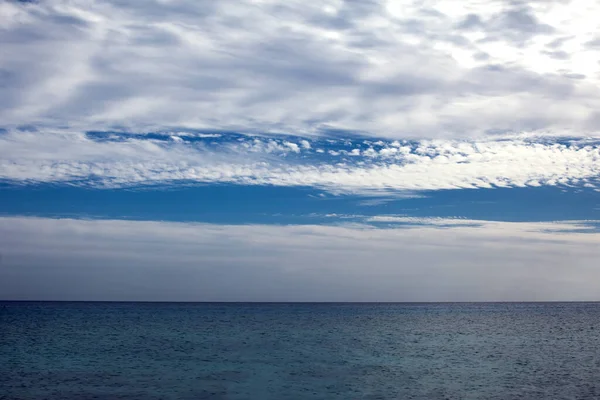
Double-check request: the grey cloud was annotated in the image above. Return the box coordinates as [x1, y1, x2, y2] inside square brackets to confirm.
[1, 217, 599, 301]
[101, 0, 218, 21]
[473, 52, 490, 61]
[543, 50, 571, 60]
[495, 7, 555, 35]
[457, 14, 484, 30]
[0, 0, 599, 137]
[445, 64, 576, 104]
[458, 5, 555, 46]
[437, 34, 472, 47]
[360, 75, 443, 98]
[418, 8, 447, 19]
[563, 73, 586, 80]
[305, 0, 382, 30]
[242, 40, 363, 87]
[585, 37, 600, 49]
[546, 36, 572, 49]
[585, 112, 600, 130]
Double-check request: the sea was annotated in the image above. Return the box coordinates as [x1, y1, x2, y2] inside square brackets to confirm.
[1, 302, 599, 400]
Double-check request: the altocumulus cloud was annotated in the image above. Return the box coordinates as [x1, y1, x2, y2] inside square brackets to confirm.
[1, 0, 600, 136]
[1, 130, 599, 193]
[1, 216, 599, 301]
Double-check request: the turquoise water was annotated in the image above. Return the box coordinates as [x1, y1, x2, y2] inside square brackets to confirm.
[1, 302, 600, 399]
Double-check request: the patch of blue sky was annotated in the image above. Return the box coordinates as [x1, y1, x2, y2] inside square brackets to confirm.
[1, 182, 598, 230]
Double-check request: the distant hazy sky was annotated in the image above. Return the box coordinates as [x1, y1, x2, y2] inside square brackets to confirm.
[1, 0, 599, 301]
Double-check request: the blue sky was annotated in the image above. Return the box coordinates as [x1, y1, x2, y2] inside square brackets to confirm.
[1, 0, 600, 301]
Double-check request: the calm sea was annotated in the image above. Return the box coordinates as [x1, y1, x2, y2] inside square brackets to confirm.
[1, 302, 599, 399]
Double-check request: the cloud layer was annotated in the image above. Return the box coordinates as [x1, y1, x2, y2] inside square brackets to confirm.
[1, 130, 599, 193]
[2, 0, 600, 136]
[1, 216, 599, 301]
[4, 2, 600, 302]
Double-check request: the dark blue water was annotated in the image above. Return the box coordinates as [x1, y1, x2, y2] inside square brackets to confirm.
[1, 302, 599, 400]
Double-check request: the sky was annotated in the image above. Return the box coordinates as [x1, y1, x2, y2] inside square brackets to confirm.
[1, 0, 600, 301]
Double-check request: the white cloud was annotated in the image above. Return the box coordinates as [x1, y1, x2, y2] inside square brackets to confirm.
[0, 130, 599, 193]
[2, 0, 600, 137]
[366, 215, 600, 232]
[1, 216, 598, 301]
[283, 141, 301, 153]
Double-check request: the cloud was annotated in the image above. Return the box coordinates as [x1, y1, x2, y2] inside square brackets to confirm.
[1, 216, 599, 301]
[0, 130, 599, 193]
[1, 0, 600, 137]
[366, 215, 600, 232]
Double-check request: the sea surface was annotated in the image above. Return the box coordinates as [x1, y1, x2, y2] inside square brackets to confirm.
[1, 302, 600, 400]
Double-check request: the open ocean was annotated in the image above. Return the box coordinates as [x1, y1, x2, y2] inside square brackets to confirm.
[1, 302, 599, 400]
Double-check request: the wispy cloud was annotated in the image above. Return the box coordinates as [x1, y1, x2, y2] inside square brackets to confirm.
[1, 216, 599, 301]
[366, 215, 600, 233]
[1, 0, 600, 136]
[1, 130, 599, 193]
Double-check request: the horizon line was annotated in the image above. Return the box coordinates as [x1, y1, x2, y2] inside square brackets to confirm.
[2, 300, 599, 304]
